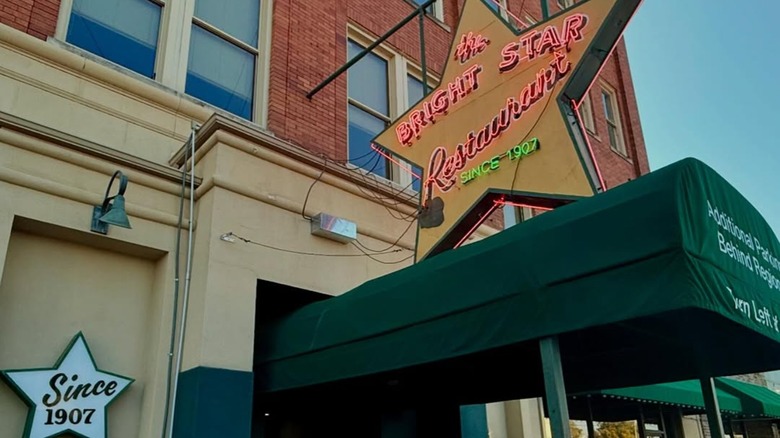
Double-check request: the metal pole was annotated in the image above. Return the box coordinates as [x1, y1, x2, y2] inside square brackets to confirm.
[586, 397, 596, 438]
[167, 123, 198, 438]
[659, 406, 667, 438]
[307, 0, 436, 99]
[701, 378, 726, 438]
[540, 336, 572, 438]
[541, 0, 549, 19]
[418, 9, 429, 95]
[638, 405, 647, 438]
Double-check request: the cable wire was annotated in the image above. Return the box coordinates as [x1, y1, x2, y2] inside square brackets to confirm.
[226, 232, 404, 258]
[354, 218, 416, 254]
[301, 154, 328, 220]
[350, 241, 416, 265]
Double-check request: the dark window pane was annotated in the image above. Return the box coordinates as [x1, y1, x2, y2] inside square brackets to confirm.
[67, 0, 160, 78]
[348, 104, 388, 178]
[407, 75, 424, 109]
[186, 26, 255, 120]
[347, 40, 389, 115]
[602, 91, 615, 122]
[194, 0, 259, 46]
[412, 0, 435, 15]
[412, 165, 422, 192]
[608, 125, 619, 150]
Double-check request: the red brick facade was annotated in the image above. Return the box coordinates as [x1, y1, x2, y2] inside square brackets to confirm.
[2, 0, 649, 195]
[0, 0, 57, 40]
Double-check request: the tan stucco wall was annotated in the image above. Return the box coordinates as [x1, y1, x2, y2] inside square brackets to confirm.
[0, 231, 164, 437]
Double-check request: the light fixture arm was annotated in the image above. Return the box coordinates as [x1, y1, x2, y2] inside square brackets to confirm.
[100, 171, 128, 212]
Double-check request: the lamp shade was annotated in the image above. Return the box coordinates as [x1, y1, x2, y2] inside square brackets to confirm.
[99, 195, 131, 229]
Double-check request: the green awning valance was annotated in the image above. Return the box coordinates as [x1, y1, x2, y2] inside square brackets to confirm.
[255, 159, 780, 406]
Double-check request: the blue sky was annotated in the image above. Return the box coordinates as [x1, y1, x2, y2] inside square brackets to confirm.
[624, 0, 780, 387]
[624, 0, 780, 236]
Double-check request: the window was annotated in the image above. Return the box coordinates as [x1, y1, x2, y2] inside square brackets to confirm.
[346, 30, 438, 191]
[66, 0, 161, 78]
[579, 92, 596, 133]
[410, 0, 444, 21]
[601, 85, 627, 156]
[485, 0, 507, 15]
[347, 39, 391, 179]
[185, 0, 260, 120]
[557, 0, 574, 9]
[59, 0, 271, 125]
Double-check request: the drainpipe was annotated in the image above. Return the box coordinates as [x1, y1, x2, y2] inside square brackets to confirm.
[164, 123, 198, 438]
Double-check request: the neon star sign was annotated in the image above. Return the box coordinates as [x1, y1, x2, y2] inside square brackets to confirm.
[373, 0, 641, 261]
[1, 333, 133, 438]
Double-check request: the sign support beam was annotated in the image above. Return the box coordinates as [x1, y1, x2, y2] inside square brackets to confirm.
[306, 0, 435, 99]
[700, 378, 725, 438]
[540, 336, 572, 438]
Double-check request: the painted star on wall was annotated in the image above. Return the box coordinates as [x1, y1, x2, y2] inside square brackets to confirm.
[1, 333, 133, 438]
[372, 0, 642, 261]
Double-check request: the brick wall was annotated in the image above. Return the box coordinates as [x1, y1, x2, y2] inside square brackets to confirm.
[0, 0, 58, 40]
[267, 0, 452, 161]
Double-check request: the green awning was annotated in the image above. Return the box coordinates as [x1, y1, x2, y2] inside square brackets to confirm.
[596, 380, 745, 414]
[717, 378, 780, 418]
[568, 378, 780, 421]
[255, 159, 780, 406]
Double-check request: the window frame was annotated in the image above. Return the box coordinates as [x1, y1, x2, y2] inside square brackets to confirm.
[600, 82, 628, 157]
[56, 0, 166, 80]
[579, 91, 596, 134]
[186, 1, 262, 121]
[54, 0, 273, 127]
[407, 0, 444, 22]
[347, 26, 439, 192]
[485, 0, 509, 20]
[557, 0, 574, 10]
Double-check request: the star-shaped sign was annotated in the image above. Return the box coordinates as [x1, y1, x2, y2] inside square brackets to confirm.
[373, 0, 641, 261]
[1, 333, 133, 438]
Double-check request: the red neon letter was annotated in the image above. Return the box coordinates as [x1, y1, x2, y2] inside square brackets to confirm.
[562, 14, 588, 45]
[427, 147, 457, 193]
[431, 90, 450, 115]
[499, 42, 521, 73]
[396, 123, 414, 146]
[520, 31, 541, 61]
[537, 25, 563, 56]
[463, 64, 483, 91]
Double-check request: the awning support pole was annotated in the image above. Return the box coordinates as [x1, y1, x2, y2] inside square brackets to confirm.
[540, 336, 572, 438]
[700, 378, 726, 438]
[586, 397, 596, 438]
[638, 405, 647, 438]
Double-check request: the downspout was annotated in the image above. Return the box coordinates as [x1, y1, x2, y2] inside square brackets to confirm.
[164, 123, 198, 438]
[160, 127, 189, 437]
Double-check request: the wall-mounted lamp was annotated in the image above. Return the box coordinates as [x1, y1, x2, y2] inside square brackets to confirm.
[90, 170, 132, 234]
